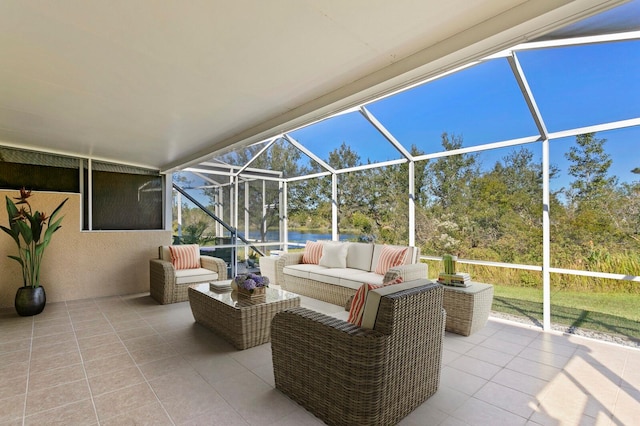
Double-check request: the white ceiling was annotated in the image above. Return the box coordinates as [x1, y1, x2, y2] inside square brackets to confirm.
[0, 0, 626, 172]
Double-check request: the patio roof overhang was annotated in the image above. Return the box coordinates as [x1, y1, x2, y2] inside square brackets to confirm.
[0, 0, 632, 172]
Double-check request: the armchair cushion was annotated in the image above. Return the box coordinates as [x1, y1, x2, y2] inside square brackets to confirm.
[174, 268, 219, 284]
[168, 244, 200, 270]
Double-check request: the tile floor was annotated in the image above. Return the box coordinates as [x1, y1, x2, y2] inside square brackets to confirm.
[0, 290, 638, 425]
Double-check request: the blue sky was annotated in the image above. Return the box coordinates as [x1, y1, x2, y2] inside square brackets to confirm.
[288, 38, 639, 190]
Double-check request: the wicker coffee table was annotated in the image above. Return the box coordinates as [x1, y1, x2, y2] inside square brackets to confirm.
[188, 282, 300, 349]
[441, 282, 494, 336]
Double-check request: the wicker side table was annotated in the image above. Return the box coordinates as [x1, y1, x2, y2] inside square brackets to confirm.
[188, 283, 300, 349]
[441, 282, 494, 336]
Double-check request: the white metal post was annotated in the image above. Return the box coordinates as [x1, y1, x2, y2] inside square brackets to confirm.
[409, 161, 415, 247]
[542, 139, 551, 330]
[282, 181, 288, 252]
[332, 173, 338, 241]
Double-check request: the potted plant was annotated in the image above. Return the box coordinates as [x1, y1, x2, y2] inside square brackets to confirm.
[1, 188, 68, 316]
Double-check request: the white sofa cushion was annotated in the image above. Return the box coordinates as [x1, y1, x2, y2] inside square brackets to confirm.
[309, 268, 361, 286]
[361, 279, 432, 329]
[346, 242, 374, 271]
[319, 242, 349, 268]
[174, 268, 218, 284]
[339, 271, 385, 290]
[283, 264, 327, 280]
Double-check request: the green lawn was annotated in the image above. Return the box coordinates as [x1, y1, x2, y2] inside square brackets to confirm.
[492, 284, 640, 342]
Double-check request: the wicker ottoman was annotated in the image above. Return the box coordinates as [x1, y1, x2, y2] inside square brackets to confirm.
[441, 282, 494, 336]
[188, 283, 300, 349]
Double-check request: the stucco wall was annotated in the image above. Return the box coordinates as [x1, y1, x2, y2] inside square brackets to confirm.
[0, 190, 171, 307]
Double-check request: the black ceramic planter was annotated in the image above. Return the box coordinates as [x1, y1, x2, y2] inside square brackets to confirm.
[15, 286, 46, 316]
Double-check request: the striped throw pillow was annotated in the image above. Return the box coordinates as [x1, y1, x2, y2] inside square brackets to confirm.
[347, 276, 404, 327]
[169, 245, 200, 270]
[302, 241, 323, 264]
[374, 246, 408, 275]
[347, 283, 382, 326]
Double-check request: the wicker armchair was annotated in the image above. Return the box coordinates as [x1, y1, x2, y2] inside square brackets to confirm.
[149, 245, 228, 304]
[271, 279, 445, 426]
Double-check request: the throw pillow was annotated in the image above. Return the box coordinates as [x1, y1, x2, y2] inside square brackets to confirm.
[319, 242, 348, 268]
[302, 241, 323, 264]
[169, 244, 200, 270]
[347, 276, 404, 326]
[347, 283, 382, 326]
[374, 246, 408, 275]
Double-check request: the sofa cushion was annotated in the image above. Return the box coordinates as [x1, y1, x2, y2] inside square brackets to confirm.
[346, 242, 374, 271]
[339, 271, 385, 290]
[283, 264, 327, 280]
[374, 245, 408, 275]
[302, 241, 323, 264]
[174, 268, 218, 284]
[319, 242, 349, 268]
[169, 244, 200, 270]
[361, 278, 430, 329]
[309, 268, 361, 286]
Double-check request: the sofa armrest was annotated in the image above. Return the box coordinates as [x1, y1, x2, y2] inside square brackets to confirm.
[200, 255, 228, 280]
[275, 252, 304, 284]
[149, 259, 175, 304]
[383, 262, 428, 284]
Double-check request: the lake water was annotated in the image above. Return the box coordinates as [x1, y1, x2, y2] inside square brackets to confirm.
[248, 230, 357, 245]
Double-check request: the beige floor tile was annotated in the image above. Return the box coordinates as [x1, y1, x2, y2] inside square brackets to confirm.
[31, 331, 76, 349]
[150, 370, 227, 423]
[31, 322, 74, 338]
[424, 385, 471, 415]
[27, 364, 86, 392]
[453, 397, 528, 426]
[83, 352, 136, 378]
[443, 337, 476, 355]
[0, 374, 27, 400]
[228, 342, 272, 369]
[491, 368, 550, 397]
[441, 366, 488, 396]
[29, 349, 82, 373]
[93, 382, 158, 422]
[506, 357, 562, 381]
[186, 353, 247, 385]
[137, 355, 196, 381]
[399, 404, 450, 426]
[467, 344, 517, 367]
[449, 354, 502, 380]
[122, 333, 166, 352]
[0, 360, 29, 381]
[474, 381, 538, 419]
[100, 401, 173, 426]
[0, 394, 26, 424]
[25, 379, 91, 415]
[518, 346, 571, 369]
[0, 338, 31, 354]
[88, 365, 145, 396]
[73, 323, 114, 339]
[129, 343, 177, 364]
[30, 339, 78, 359]
[76, 332, 120, 351]
[23, 398, 97, 426]
[611, 386, 640, 425]
[479, 335, 527, 356]
[116, 325, 158, 341]
[80, 340, 128, 362]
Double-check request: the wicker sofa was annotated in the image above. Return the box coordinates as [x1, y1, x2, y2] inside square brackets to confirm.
[149, 245, 228, 304]
[271, 278, 445, 426]
[275, 241, 427, 306]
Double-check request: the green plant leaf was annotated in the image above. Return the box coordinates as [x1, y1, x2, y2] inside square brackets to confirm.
[48, 198, 68, 226]
[16, 220, 33, 245]
[29, 212, 42, 243]
[7, 255, 24, 267]
[0, 224, 20, 246]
